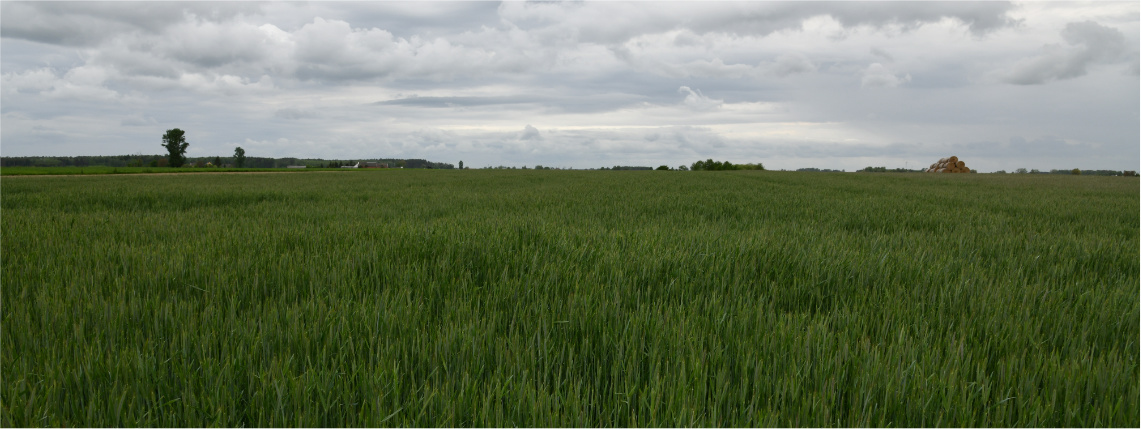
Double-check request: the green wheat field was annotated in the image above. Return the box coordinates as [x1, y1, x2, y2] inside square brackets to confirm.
[2, 170, 1137, 426]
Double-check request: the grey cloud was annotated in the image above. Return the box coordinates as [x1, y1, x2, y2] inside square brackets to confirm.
[274, 108, 316, 120]
[615, 50, 817, 81]
[783, 136, 1093, 161]
[861, 63, 910, 88]
[376, 95, 540, 108]
[288, 17, 510, 83]
[159, 21, 277, 69]
[979, 135, 1101, 158]
[374, 93, 649, 115]
[0, 1, 259, 46]
[500, 1, 1016, 46]
[291, 2, 502, 39]
[1, 67, 58, 94]
[0, 38, 85, 74]
[674, 58, 757, 79]
[541, 93, 651, 114]
[9, 6, 502, 85]
[9, 2, 1005, 88]
[673, 31, 705, 47]
[1062, 20, 1128, 57]
[769, 54, 816, 77]
[406, 127, 458, 146]
[1002, 46, 1086, 85]
[1003, 21, 1132, 85]
[818, 1, 1017, 36]
[120, 114, 156, 126]
[1, 2, 1135, 172]
[519, 125, 542, 141]
[678, 86, 722, 110]
[1, 1, 1018, 88]
[870, 47, 894, 62]
[93, 48, 182, 79]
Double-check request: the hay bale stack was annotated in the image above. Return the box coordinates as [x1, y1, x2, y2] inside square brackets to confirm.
[925, 156, 974, 173]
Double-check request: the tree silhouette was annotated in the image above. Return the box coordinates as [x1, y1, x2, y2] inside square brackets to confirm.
[234, 147, 246, 168]
[161, 129, 189, 167]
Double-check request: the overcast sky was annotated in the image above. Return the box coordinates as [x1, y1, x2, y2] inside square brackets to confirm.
[2, 1, 1138, 171]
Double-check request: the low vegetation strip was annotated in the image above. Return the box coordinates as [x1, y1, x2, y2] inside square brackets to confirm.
[1, 171, 1137, 426]
[0, 167, 377, 176]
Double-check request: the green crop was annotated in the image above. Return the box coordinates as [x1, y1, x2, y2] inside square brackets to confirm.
[2, 170, 1137, 426]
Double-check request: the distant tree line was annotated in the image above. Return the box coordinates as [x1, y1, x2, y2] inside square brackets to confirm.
[992, 168, 1135, 176]
[10, 153, 1127, 175]
[482, 165, 570, 170]
[402, 159, 455, 169]
[322, 158, 455, 169]
[690, 159, 765, 171]
[1, 155, 455, 169]
[858, 166, 926, 173]
[1046, 169, 1128, 176]
[599, 166, 654, 170]
[796, 168, 845, 172]
[2, 155, 165, 168]
[480, 160, 768, 171]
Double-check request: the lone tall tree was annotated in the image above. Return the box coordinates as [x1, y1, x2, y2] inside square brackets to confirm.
[234, 146, 246, 168]
[161, 129, 189, 167]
